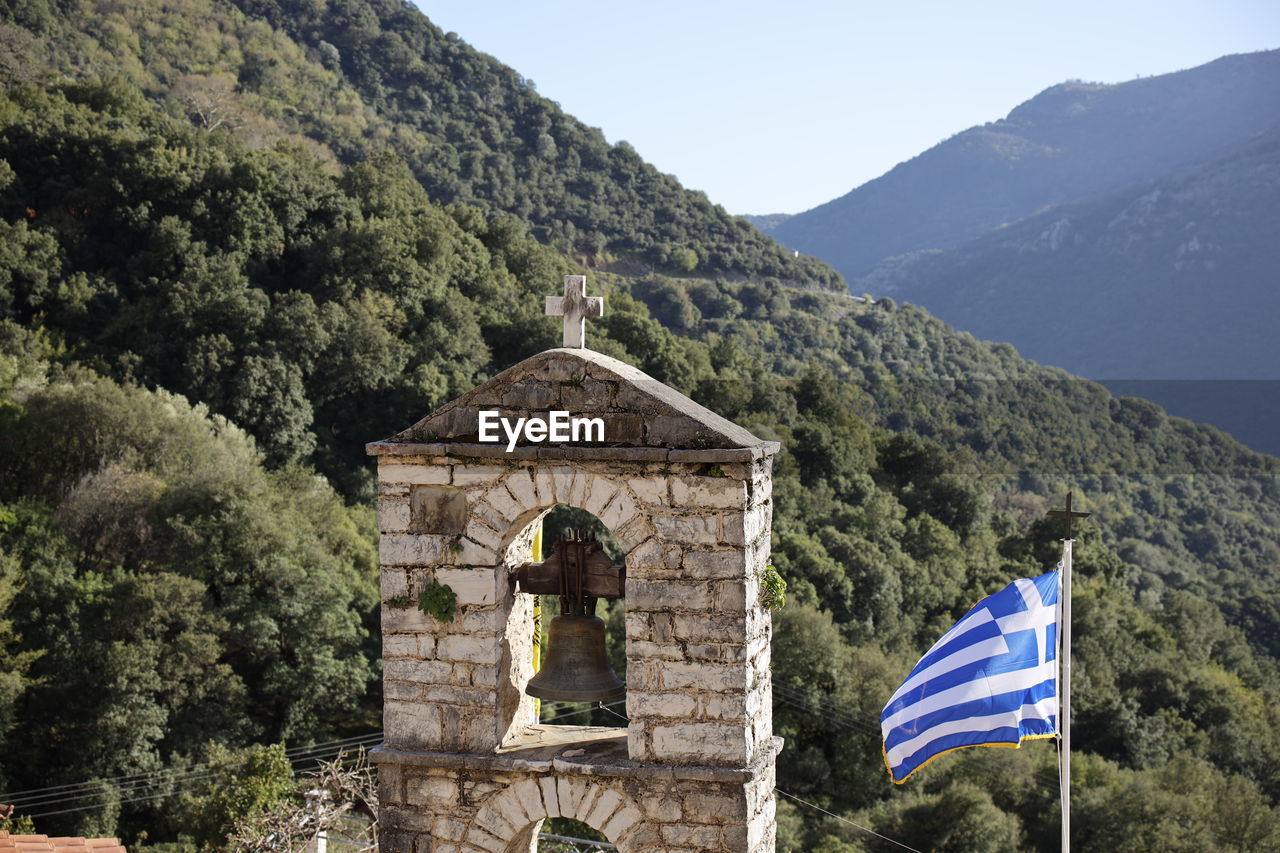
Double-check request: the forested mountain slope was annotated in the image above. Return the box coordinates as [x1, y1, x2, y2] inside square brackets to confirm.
[853, 128, 1280, 381]
[771, 49, 1280, 280]
[3, 0, 840, 288]
[0, 3, 1278, 851]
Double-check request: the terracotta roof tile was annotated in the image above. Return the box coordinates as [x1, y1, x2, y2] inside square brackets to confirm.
[0, 832, 124, 853]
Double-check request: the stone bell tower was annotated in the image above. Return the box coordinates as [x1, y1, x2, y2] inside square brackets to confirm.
[369, 276, 780, 853]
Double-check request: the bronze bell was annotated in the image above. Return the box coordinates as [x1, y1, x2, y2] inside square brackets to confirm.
[516, 533, 626, 703]
[526, 613, 625, 702]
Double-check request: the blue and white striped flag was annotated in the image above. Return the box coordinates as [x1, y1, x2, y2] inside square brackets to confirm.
[881, 569, 1060, 784]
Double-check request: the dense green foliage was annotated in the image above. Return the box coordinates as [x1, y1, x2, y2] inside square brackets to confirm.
[2, 0, 840, 288]
[0, 323, 377, 837]
[0, 3, 1277, 850]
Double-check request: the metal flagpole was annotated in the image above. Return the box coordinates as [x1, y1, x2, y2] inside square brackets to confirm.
[1048, 492, 1087, 853]
[1059, 536, 1072, 853]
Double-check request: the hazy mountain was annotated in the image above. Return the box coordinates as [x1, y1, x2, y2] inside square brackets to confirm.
[740, 212, 792, 232]
[772, 50, 1280, 279]
[854, 128, 1280, 379]
[852, 127, 1280, 454]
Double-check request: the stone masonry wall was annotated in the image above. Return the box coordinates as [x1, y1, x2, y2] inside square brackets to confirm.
[376, 739, 780, 853]
[375, 449, 774, 767]
[371, 343, 779, 852]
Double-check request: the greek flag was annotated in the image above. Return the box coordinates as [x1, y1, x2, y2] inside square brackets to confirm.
[881, 570, 1060, 784]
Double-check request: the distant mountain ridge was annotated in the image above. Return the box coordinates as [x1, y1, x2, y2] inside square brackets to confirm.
[773, 50, 1280, 279]
[853, 127, 1280, 380]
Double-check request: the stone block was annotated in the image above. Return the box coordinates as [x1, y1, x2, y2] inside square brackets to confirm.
[437, 633, 498, 662]
[539, 355, 581, 381]
[627, 579, 711, 612]
[627, 476, 669, 507]
[561, 378, 614, 411]
[627, 690, 697, 718]
[615, 514, 653, 553]
[660, 822, 722, 848]
[385, 700, 441, 748]
[380, 534, 449, 566]
[625, 538, 664, 570]
[452, 465, 509, 486]
[382, 604, 434, 633]
[653, 514, 719, 545]
[488, 789, 527, 835]
[627, 639, 685, 661]
[686, 792, 748, 823]
[406, 776, 460, 807]
[455, 535, 498, 566]
[713, 579, 748, 612]
[651, 723, 745, 764]
[671, 476, 749, 509]
[379, 463, 450, 486]
[700, 694, 748, 721]
[381, 569, 409, 600]
[551, 466, 576, 506]
[505, 468, 537, 508]
[382, 634, 417, 658]
[584, 788, 624, 832]
[538, 776, 561, 817]
[375, 829, 415, 853]
[533, 468, 556, 506]
[435, 567, 498, 606]
[383, 680, 420, 701]
[484, 483, 522, 521]
[568, 469, 591, 508]
[660, 661, 747, 692]
[613, 379, 661, 413]
[582, 477, 618, 518]
[512, 780, 545, 824]
[683, 549, 749, 579]
[378, 497, 411, 532]
[409, 486, 468, 535]
[422, 683, 493, 708]
[721, 506, 766, 546]
[465, 827, 506, 853]
[501, 382, 559, 410]
[642, 794, 683, 822]
[672, 614, 748, 645]
[473, 500, 510, 534]
[556, 777, 588, 820]
[384, 658, 454, 684]
[602, 803, 642, 844]
[465, 519, 502, 551]
[647, 415, 719, 448]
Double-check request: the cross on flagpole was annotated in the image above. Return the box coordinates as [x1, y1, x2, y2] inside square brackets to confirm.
[1047, 491, 1090, 541]
[1046, 492, 1087, 853]
[545, 275, 604, 348]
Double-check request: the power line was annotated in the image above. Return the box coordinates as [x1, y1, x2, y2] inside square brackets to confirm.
[20, 736, 384, 817]
[10, 699, 627, 819]
[10, 734, 384, 818]
[22, 736, 382, 819]
[776, 789, 924, 853]
[2, 732, 384, 805]
[6, 734, 383, 811]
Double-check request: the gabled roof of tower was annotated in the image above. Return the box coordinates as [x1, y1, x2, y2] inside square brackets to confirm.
[367, 348, 776, 462]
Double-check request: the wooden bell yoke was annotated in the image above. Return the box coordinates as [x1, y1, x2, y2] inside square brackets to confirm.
[515, 534, 627, 703]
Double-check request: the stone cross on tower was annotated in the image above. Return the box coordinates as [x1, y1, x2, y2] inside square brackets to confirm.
[546, 274, 604, 348]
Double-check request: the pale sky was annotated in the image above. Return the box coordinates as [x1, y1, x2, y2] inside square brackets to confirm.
[415, 1, 1279, 215]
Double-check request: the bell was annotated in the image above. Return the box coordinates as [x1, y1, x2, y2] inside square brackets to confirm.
[527, 613, 625, 702]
